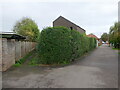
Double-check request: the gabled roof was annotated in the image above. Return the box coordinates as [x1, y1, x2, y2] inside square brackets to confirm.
[53, 16, 86, 32]
[87, 34, 99, 40]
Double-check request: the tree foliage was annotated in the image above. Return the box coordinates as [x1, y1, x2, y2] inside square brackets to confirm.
[101, 33, 109, 42]
[13, 17, 40, 41]
[37, 26, 96, 64]
[109, 22, 120, 48]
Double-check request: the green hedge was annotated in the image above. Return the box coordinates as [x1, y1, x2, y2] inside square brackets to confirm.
[37, 26, 96, 64]
[70, 29, 96, 60]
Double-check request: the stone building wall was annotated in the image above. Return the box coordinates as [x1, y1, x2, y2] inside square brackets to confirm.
[53, 16, 78, 30]
[53, 16, 86, 34]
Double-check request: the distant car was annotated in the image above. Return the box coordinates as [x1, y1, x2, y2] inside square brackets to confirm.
[102, 42, 105, 44]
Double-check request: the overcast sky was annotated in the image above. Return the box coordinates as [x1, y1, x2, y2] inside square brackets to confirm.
[0, 0, 118, 38]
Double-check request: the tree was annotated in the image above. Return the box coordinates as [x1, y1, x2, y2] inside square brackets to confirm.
[101, 33, 109, 42]
[13, 17, 40, 42]
[109, 22, 120, 48]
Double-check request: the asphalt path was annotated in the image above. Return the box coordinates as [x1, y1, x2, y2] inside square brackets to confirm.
[3, 44, 118, 88]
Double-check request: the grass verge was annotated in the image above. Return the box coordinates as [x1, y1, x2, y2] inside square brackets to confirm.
[112, 48, 120, 50]
[28, 53, 39, 66]
[28, 48, 96, 66]
[13, 50, 35, 67]
[119, 52, 120, 54]
[29, 54, 70, 66]
[13, 48, 96, 67]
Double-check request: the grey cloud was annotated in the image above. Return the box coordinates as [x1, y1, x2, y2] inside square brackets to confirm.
[1, 1, 118, 38]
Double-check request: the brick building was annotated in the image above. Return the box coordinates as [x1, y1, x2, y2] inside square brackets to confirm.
[53, 16, 86, 34]
[87, 34, 102, 47]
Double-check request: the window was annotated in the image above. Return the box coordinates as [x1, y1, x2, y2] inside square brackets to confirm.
[70, 27, 73, 30]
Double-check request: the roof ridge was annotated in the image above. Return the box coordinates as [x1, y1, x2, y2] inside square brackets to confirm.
[53, 16, 86, 31]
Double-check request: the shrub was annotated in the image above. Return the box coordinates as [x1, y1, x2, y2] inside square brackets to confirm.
[37, 27, 96, 64]
[37, 27, 73, 64]
[70, 30, 96, 60]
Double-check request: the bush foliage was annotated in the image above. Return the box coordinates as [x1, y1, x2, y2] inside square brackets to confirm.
[109, 22, 120, 48]
[37, 27, 96, 64]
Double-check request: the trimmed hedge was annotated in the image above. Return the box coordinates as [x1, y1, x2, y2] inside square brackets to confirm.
[70, 29, 96, 60]
[37, 26, 96, 64]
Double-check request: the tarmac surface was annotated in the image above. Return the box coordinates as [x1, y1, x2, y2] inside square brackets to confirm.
[2, 44, 118, 88]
